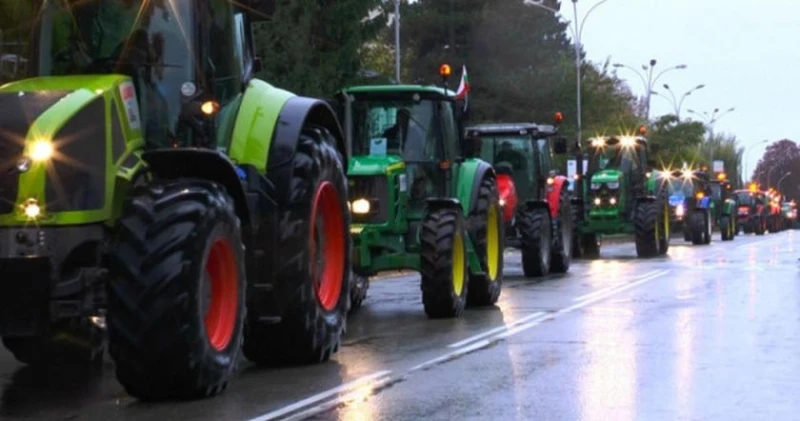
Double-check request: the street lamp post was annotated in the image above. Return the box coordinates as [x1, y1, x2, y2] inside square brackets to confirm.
[652, 83, 705, 119]
[778, 172, 792, 192]
[394, 0, 401, 83]
[744, 139, 769, 183]
[686, 107, 736, 140]
[612, 60, 687, 121]
[526, 0, 612, 220]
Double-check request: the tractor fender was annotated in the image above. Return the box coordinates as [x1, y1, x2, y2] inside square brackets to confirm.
[545, 175, 569, 219]
[265, 96, 347, 205]
[456, 160, 496, 216]
[140, 148, 252, 226]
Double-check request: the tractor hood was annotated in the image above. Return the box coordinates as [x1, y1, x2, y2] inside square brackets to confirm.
[0, 75, 139, 224]
[348, 154, 405, 176]
[591, 169, 622, 184]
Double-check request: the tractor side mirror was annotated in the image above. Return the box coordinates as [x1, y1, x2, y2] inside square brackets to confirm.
[247, 0, 275, 21]
[553, 136, 568, 154]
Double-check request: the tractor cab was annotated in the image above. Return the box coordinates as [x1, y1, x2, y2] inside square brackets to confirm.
[465, 117, 568, 223]
[12, 0, 264, 150]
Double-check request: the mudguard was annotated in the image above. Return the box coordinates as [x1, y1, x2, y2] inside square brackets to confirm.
[496, 174, 517, 222]
[546, 175, 569, 219]
[141, 149, 253, 226]
[456, 159, 496, 215]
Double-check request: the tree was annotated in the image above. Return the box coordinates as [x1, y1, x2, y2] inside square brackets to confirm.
[646, 114, 706, 170]
[253, 0, 385, 97]
[753, 139, 800, 200]
[696, 133, 744, 189]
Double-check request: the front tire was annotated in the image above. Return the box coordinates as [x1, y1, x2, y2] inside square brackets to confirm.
[720, 216, 733, 241]
[420, 208, 468, 318]
[243, 126, 350, 366]
[519, 207, 551, 277]
[106, 180, 246, 401]
[467, 177, 504, 306]
[634, 201, 659, 257]
[551, 192, 573, 273]
[349, 272, 369, 313]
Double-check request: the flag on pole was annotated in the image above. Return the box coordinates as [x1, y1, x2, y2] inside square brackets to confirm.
[455, 65, 470, 100]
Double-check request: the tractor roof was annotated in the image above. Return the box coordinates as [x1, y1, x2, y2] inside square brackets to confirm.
[341, 84, 456, 98]
[466, 123, 559, 137]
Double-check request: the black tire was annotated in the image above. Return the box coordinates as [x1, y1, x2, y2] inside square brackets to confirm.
[420, 208, 468, 318]
[243, 127, 350, 365]
[581, 233, 600, 259]
[551, 192, 573, 273]
[634, 201, 659, 257]
[689, 210, 706, 245]
[349, 273, 369, 314]
[467, 177, 504, 306]
[570, 202, 584, 258]
[106, 180, 246, 401]
[657, 201, 670, 255]
[720, 216, 732, 241]
[519, 207, 551, 277]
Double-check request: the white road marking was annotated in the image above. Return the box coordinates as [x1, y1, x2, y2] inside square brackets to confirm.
[245, 370, 392, 421]
[245, 269, 671, 421]
[446, 311, 546, 348]
[572, 270, 660, 302]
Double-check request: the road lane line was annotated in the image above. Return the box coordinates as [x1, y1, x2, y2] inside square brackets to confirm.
[282, 375, 398, 421]
[446, 311, 546, 348]
[495, 270, 670, 340]
[572, 270, 659, 303]
[245, 370, 392, 421]
[411, 339, 493, 372]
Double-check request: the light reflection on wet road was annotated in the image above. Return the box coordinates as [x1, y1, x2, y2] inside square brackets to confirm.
[1, 231, 798, 420]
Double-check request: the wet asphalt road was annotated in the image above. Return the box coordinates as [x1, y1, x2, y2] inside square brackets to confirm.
[1, 230, 798, 421]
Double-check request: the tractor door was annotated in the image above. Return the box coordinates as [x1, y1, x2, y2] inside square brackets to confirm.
[533, 137, 553, 200]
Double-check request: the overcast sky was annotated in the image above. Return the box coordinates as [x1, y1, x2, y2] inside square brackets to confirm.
[562, 0, 800, 177]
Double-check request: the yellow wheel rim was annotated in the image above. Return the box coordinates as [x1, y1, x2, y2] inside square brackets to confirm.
[664, 203, 670, 238]
[486, 205, 500, 281]
[452, 230, 465, 296]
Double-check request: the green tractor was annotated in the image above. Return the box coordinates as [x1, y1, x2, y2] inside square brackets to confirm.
[573, 132, 670, 258]
[0, 0, 351, 401]
[465, 118, 575, 277]
[709, 172, 737, 241]
[335, 66, 503, 317]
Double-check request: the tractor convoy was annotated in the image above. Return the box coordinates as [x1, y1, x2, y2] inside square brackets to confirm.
[0, 0, 794, 404]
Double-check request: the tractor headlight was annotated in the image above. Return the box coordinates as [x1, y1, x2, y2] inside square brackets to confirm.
[593, 197, 601, 206]
[609, 197, 617, 205]
[607, 182, 620, 189]
[29, 139, 54, 162]
[351, 198, 371, 214]
[675, 204, 684, 216]
[22, 198, 41, 219]
[499, 198, 506, 207]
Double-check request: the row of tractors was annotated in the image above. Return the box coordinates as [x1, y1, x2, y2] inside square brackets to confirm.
[0, 0, 795, 404]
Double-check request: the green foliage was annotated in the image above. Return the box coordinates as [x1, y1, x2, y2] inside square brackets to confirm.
[753, 139, 800, 200]
[696, 133, 744, 189]
[647, 115, 706, 169]
[252, 0, 385, 97]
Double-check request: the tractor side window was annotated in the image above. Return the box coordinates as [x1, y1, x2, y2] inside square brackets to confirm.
[439, 101, 460, 159]
[536, 138, 552, 173]
[232, 12, 251, 77]
[206, 0, 242, 102]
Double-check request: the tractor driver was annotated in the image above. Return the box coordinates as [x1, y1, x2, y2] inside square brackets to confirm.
[382, 108, 411, 153]
[494, 141, 527, 171]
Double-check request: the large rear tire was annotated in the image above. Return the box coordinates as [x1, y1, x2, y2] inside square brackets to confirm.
[690, 210, 708, 245]
[634, 201, 659, 258]
[467, 177, 504, 306]
[420, 208, 468, 318]
[243, 127, 350, 366]
[106, 180, 246, 401]
[519, 207, 551, 277]
[720, 216, 733, 241]
[657, 201, 670, 255]
[551, 192, 573, 273]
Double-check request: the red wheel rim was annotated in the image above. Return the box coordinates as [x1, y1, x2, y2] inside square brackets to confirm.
[204, 238, 239, 351]
[309, 181, 345, 311]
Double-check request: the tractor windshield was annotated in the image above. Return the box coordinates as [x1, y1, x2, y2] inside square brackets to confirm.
[351, 98, 443, 162]
[736, 191, 753, 205]
[478, 134, 536, 196]
[667, 178, 694, 196]
[589, 144, 643, 175]
[31, 0, 195, 146]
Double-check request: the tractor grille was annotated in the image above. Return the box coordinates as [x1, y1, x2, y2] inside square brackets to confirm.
[0, 91, 71, 215]
[44, 96, 107, 212]
[349, 175, 389, 224]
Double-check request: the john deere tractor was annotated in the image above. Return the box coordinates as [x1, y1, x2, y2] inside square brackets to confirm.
[0, 0, 351, 401]
[709, 172, 737, 240]
[573, 132, 669, 258]
[335, 66, 503, 317]
[465, 118, 574, 277]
